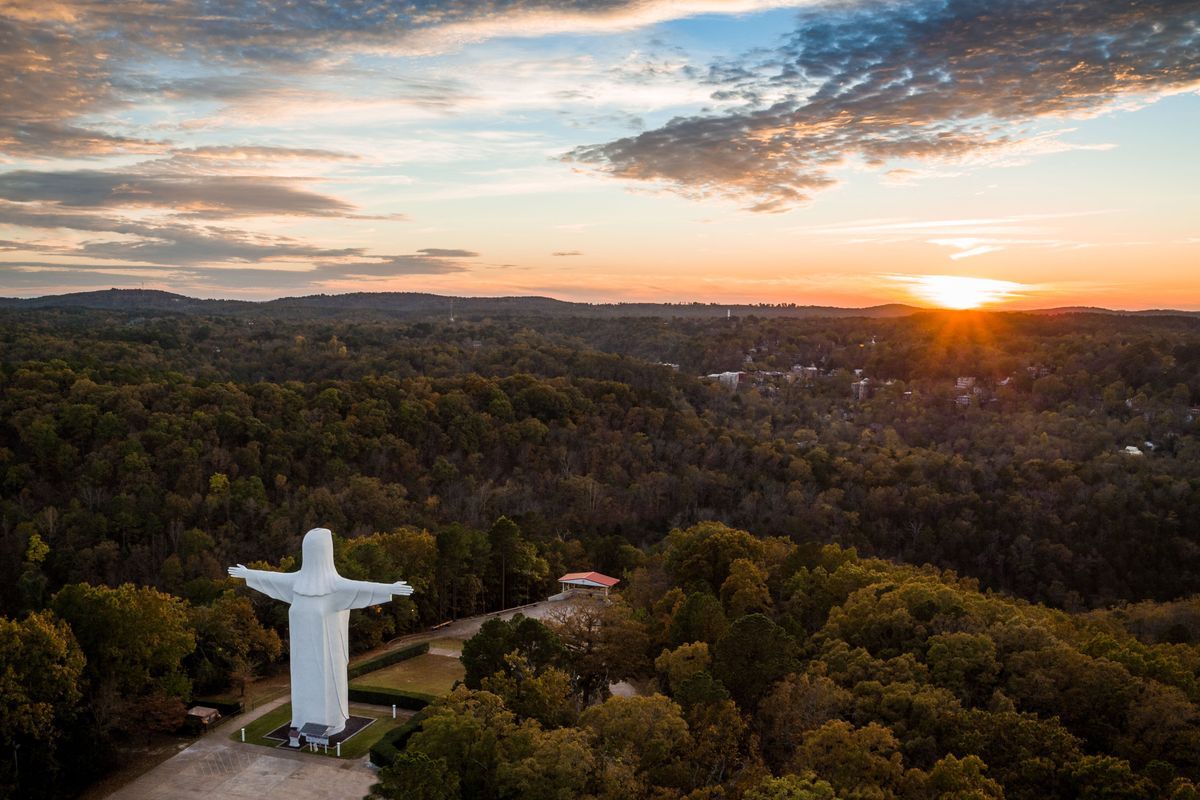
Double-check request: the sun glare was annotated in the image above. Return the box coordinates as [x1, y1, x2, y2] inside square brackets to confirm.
[892, 274, 1027, 309]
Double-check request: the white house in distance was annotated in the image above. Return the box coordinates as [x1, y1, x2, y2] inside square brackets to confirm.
[557, 571, 620, 596]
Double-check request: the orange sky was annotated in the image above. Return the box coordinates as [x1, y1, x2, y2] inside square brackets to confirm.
[0, 1, 1197, 309]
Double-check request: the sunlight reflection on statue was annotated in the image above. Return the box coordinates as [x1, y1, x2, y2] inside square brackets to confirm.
[228, 527, 413, 735]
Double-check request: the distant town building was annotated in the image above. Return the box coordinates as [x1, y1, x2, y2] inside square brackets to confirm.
[707, 371, 746, 391]
[792, 365, 820, 382]
[956, 376, 977, 390]
[851, 378, 873, 401]
[955, 394, 972, 408]
[1122, 445, 1145, 456]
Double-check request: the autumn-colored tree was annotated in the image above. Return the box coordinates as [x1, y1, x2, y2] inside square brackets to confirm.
[0, 611, 84, 798]
[51, 583, 195, 735]
[549, 598, 652, 705]
[721, 558, 772, 618]
[580, 694, 694, 793]
[794, 720, 906, 799]
[655, 641, 711, 694]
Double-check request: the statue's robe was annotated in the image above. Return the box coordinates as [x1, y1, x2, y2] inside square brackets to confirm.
[242, 571, 397, 733]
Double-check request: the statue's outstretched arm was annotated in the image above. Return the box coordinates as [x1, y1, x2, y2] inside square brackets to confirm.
[334, 577, 414, 610]
[229, 564, 297, 603]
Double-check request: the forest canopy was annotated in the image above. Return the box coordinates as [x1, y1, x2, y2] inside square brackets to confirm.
[1, 305, 1198, 798]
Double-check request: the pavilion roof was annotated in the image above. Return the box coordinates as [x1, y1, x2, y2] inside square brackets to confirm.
[558, 571, 620, 588]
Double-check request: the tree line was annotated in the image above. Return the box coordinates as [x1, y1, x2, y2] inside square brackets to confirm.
[373, 523, 1200, 800]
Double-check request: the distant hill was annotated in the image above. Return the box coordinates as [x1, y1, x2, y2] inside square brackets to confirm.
[1024, 305, 1200, 317]
[0, 288, 1196, 320]
[0, 289, 925, 319]
[0, 288, 251, 313]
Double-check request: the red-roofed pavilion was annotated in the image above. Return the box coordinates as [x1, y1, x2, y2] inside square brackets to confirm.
[557, 571, 620, 596]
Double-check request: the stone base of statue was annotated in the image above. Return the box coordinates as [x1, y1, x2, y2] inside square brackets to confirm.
[265, 715, 376, 749]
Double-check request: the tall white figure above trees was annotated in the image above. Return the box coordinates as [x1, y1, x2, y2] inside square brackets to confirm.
[228, 528, 413, 735]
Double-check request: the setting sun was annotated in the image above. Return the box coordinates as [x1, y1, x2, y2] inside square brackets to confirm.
[890, 274, 1028, 309]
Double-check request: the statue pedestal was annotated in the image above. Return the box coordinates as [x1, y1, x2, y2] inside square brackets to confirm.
[264, 714, 376, 751]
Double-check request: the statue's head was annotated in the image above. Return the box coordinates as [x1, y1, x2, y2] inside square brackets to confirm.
[294, 527, 340, 595]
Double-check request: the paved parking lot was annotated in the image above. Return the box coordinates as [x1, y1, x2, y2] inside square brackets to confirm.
[105, 698, 378, 800]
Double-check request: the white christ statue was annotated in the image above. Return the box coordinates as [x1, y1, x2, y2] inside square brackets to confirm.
[228, 527, 414, 735]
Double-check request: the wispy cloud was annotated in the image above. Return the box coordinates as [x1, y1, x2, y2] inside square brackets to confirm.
[788, 212, 1113, 258]
[568, 0, 1200, 211]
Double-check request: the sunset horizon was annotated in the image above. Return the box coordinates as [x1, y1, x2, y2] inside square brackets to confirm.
[4, 280, 1200, 313]
[1, 1, 1197, 309]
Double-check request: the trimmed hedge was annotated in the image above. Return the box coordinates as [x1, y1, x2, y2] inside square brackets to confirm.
[347, 641, 429, 680]
[348, 685, 436, 710]
[368, 709, 430, 767]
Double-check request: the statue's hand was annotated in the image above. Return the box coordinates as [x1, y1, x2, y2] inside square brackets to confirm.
[228, 564, 250, 580]
[391, 580, 414, 597]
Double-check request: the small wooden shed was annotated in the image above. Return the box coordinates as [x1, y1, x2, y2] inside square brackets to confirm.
[185, 706, 220, 733]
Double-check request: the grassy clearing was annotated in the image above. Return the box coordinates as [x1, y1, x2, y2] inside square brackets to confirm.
[428, 636, 464, 652]
[235, 703, 293, 748]
[232, 702, 407, 759]
[350, 653, 464, 696]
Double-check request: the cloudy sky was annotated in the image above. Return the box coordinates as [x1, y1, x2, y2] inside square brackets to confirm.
[1, 0, 1198, 308]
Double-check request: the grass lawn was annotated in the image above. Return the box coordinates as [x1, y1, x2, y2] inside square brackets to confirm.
[350, 653, 464, 696]
[428, 636, 464, 652]
[233, 702, 407, 759]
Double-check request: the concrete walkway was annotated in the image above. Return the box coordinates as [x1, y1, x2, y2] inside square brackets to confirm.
[105, 697, 378, 800]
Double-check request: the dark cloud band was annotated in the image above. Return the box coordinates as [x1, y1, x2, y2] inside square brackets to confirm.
[0, 170, 356, 218]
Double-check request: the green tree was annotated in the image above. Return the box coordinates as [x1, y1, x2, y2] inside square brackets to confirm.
[51, 583, 195, 735]
[668, 592, 729, 647]
[368, 751, 460, 800]
[461, 615, 564, 689]
[408, 687, 517, 800]
[655, 641, 711, 694]
[186, 592, 282, 693]
[0, 611, 85, 798]
[926, 633, 1000, 707]
[720, 558, 772, 618]
[712, 613, 798, 709]
[483, 658, 578, 728]
[665, 522, 766, 593]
